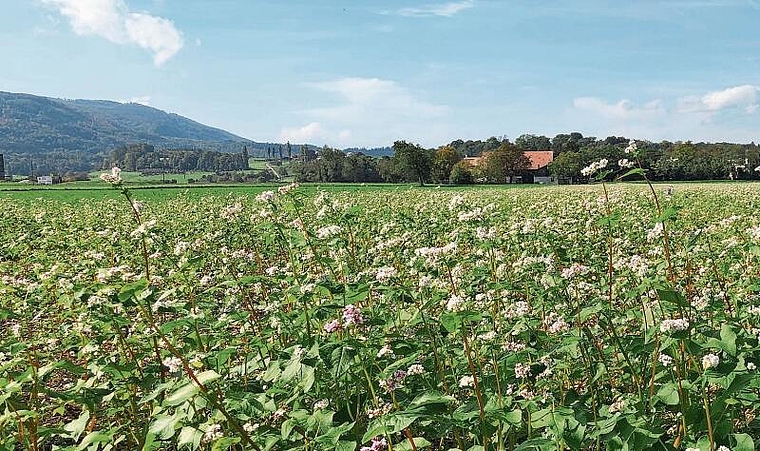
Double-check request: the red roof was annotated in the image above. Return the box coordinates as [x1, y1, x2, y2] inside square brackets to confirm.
[525, 151, 554, 170]
[462, 150, 554, 170]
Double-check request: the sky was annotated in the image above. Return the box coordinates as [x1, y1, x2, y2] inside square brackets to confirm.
[2, 0, 760, 148]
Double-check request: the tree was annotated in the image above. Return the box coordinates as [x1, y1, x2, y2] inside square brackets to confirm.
[548, 151, 582, 182]
[241, 146, 250, 169]
[515, 134, 551, 151]
[393, 140, 432, 186]
[483, 142, 530, 183]
[551, 133, 582, 154]
[432, 145, 460, 183]
[449, 160, 474, 184]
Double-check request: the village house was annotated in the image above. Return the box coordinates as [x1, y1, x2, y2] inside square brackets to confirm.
[463, 150, 555, 183]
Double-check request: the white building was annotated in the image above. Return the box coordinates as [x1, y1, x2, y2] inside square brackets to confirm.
[36, 175, 53, 185]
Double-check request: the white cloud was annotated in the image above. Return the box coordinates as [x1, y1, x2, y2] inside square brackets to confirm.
[280, 122, 325, 143]
[396, 0, 474, 17]
[572, 97, 665, 119]
[677, 85, 759, 113]
[567, 87, 760, 143]
[124, 13, 183, 65]
[287, 77, 450, 147]
[307, 77, 449, 122]
[41, 0, 183, 65]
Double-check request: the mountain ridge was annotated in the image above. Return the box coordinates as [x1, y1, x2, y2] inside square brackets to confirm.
[0, 91, 252, 154]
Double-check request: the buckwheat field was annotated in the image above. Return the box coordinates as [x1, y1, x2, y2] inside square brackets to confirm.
[3, 180, 760, 451]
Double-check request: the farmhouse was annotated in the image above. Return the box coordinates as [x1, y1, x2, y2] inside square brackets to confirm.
[524, 150, 554, 184]
[462, 150, 555, 183]
[36, 175, 54, 185]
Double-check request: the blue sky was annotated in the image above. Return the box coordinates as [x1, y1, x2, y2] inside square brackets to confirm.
[3, 0, 760, 147]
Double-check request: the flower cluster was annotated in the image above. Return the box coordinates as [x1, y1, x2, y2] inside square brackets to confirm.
[580, 159, 608, 177]
[342, 304, 364, 326]
[99, 167, 122, 184]
[361, 437, 388, 451]
[660, 318, 689, 334]
[379, 370, 406, 392]
[702, 353, 719, 369]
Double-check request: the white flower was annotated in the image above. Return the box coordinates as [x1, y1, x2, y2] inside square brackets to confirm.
[624, 140, 637, 154]
[162, 356, 182, 373]
[609, 398, 626, 413]
[255, 190, 275, 202]
[561, 263, 589, 280]
[580, 159, 608, 177]
[243, 422, 259, 433]
[647, 222, 664, 242]
[313, 399, 329, 410]
[618, 159, 635, 169]
[459, 375, 475, 388]
[100, 166, 123, 184]
[514, 363, 531, 379]
[716, 446, 730, 451]
[316, 225, 342, 239]
[130, 219, 157, 238]
[375, 266, 398, 283]
[747, 362, 756, 371]
[406, 364, 425, 375]
[658, 354, 674, 367]
[476, 226, 496, 240]
[377, 345, 394, 358]
[203, 424, 223, 443]
[278, 182, 299, 194]
[702, 353, 719, 369]
[446, 294, 466, 312]
[220, 202, 243, 220]
[660, 318, 689, 334]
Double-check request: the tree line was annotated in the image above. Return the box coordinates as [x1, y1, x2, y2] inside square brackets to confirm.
[106, 144, 251, 172]
[291, 140, 533, 185]
[4, 132, 760, 183]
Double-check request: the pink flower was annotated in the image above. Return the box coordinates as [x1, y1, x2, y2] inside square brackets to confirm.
[323, 319, 342, 333]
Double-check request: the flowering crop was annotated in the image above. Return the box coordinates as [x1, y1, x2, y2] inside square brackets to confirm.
[1, 181, 760, 450]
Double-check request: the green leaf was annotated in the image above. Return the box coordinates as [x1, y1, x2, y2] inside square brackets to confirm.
[616, 168, 645, 180]
[149, 413, 180, 440]
[720, 324, 737, 357]
[178, 426, 203, 449]
[655, 383, 680, 406]
[335, 441, 357, 451]
[362, 412, 420, 443]
[118, 278, 148, 302]
[77, 432, 113, 451]
[164, 370, 220, 406]
[733, 433, 754, 451]
[395, 437, 432, 450]
[653, 206, 680, 223]
[63, 410, 90, 440]
[211, 437, 241, 451]
[409, 391, 455, 408]
[657, 289, 688, 308]
[281, 418, 296, 440]
[165, 382, 198, 407]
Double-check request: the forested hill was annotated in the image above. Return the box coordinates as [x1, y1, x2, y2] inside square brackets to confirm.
[0, 91, 251, 154]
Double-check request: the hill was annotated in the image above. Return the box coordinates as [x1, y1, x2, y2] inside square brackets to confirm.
[0, 91, 251, 154]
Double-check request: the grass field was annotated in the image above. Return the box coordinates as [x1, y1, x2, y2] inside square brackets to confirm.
[2, 180, 760, 449]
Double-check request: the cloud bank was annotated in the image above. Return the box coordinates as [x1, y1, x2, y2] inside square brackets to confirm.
[395, 0, 474, 17]
[281, 77, 450, 147]
[570, 85, 760, 142]
[41, 0, 184, 65]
